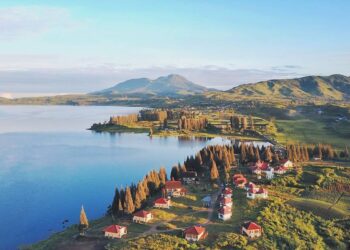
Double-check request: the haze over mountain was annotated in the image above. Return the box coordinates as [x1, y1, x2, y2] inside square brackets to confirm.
[92, 74, 208, 97]
[226, 74, 350, 101]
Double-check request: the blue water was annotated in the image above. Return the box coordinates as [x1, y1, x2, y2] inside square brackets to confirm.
[0, 106, 221, 250]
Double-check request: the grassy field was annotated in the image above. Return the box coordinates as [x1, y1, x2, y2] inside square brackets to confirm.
[275, 118, 350, 148]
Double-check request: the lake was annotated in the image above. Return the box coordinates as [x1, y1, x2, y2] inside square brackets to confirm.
[0, 105, 232, 250]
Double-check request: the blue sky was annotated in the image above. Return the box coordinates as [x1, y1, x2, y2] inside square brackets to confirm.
[0, 0, 349, 96]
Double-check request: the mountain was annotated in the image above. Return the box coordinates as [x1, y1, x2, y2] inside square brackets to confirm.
[226, 74, 350, 101]
[92, 74, 208, 97]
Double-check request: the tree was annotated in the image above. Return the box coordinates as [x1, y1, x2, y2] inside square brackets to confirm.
[210, 159, 219, 182]
[124, 187, 135, 214]
[158, 167, 167, 186]
[110, 188, 120, 215]
[79, 205, 89, 234]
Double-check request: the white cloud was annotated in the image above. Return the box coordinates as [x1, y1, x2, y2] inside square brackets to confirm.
[0, 6, 72, 39]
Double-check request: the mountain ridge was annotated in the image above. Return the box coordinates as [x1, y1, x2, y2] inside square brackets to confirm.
[92, 74, 208, 97]
[225, 74, 350, 100]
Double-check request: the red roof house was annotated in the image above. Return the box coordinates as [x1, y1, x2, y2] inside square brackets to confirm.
[218, 206, 232, 221]
[165, 180, 187, 197]
[103, 225, 127, 239]
[154, 197, 171, 209]
[184, 226, 208, 241]
[247, 187, 268, 199]
[221, 187, 233, 198]
[219, 197, 233, 207]
[241, 222, 262, 238]
[234, 177, 247, 188]
[133, 210, 153, 223]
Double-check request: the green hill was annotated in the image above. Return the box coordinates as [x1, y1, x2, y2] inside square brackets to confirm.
[226, 74, 350, 101]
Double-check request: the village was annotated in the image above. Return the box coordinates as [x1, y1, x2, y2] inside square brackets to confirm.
[72, 149, 298, 249]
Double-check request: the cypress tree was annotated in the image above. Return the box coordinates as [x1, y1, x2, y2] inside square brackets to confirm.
[110, 188, 120, 215]
[80, 205, 89, 228]
[124, 187, 135, 214]
[210, 159, 219, 182]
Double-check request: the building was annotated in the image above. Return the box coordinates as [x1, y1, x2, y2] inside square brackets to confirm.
[132, 210, 153, 223]
[165, 180, 187, 197]
[274, 166, 287, 175]
[154, 197, 171, 209]
[103, 225, 127, 239]
[181, 171, 198, 184]
[218, 206, 232, 221]
[184, 226, 208, 241]
[221, 187, 233, 198]
[201, 196, 212, 207]
[265, 167, 274, 180]
[241, 221, 262, 239]
[219, 197, 232, 207]
[247, 187, 268, 199]
[280, 159, 294, 168]
[244, 182, 256, 191]
[234, 177, 247, 188]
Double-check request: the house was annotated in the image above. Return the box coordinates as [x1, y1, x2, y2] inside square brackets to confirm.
[154, 197, 171, 209]
[244, 182, 256, 191]
[280, 159, 294, 168]
[265, 167, 274, 180]
[255, 161, 269, 171]
[181, 171, 197, 184]
[165, 180, 187, 197]
[201, 196, 212, 207]
[275, 166, 287, 175]
[241, 221, 262, 239]
[184, 226, 208, 241]
[218, 206, 232, 221]
[103, 225, 127, 239]
[221, 187, 232, 198]
[247, 187, 268, 199]
[219, 197, 232, 207]
[234, 177, 247, 188]
[132, 210, 153, 223]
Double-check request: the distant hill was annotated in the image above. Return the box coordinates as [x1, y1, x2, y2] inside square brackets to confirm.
[92, 74, 208, 97]
[226, 74, 350, 101]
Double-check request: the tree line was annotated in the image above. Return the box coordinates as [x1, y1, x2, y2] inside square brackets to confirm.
[108, 167, 167, 216]
[230, 115, 254, 131]
[177, 117, 208, 130]
[109, 114, 138, 125]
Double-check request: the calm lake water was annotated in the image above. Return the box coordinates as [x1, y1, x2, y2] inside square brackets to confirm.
[0, 105, 231, 250]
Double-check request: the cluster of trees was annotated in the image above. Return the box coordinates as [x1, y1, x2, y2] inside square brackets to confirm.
[177, 117, 208, 130]
[108, 167, 167, 216]
[230, 115, 254, 131]
[239, 143, 278, 164]
[139, 109, 167, 122]
[286, 144, 342, 162]
[109, 114, 138, 125]
[170, 145, 236, 183]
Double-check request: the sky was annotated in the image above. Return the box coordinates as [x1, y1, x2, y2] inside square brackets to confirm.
[0, 0, 350, 97]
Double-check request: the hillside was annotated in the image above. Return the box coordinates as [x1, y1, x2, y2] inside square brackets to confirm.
[92, 74, 208, 97]
[226, 74, 350, 101]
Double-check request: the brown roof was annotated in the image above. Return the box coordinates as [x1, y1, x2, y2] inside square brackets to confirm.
[165, 180, 183, 189]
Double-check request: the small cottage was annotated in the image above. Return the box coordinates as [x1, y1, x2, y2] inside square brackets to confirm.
[184, 226, 208, 241]
[281, 159, 294, 168]
[181, 171, 197, 184]
[201, 196, 212, 207]
[265, 167, 274, 180]
[132, 210, 153, 223]
[165, 180, 187, 197]
[274, 166, 287, 175]
[154, 197, 171, 209]
[103, 225, 127, 239]
[221, 187, 232, 198]
[219, 197, 233, 207]
[241, 221, 262, 239]
[247, 187, 268, 199]
[218, 206, 232, 221]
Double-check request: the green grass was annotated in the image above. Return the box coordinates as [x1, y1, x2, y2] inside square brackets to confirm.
[275, 118, 350, 148]
[287, 198, 349, 219]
